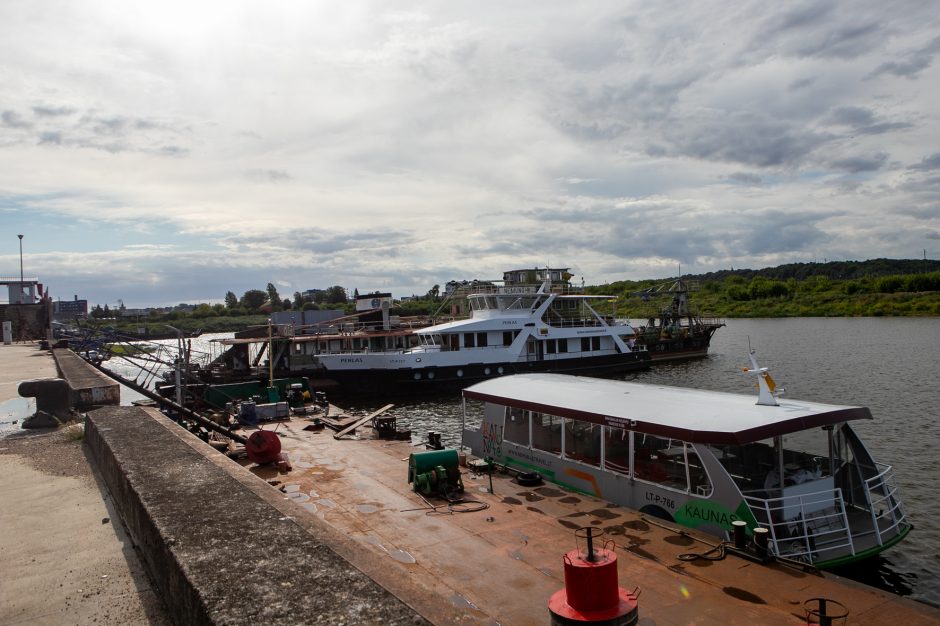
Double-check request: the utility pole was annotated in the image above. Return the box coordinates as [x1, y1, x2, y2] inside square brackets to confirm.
[17, 234, 23, 303]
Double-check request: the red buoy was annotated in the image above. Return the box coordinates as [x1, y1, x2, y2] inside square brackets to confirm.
[245, 430, 281, 465]
[548, 528, 639, 626]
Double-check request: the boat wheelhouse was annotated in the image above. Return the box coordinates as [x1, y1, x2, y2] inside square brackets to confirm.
[460, 358, 910, 568]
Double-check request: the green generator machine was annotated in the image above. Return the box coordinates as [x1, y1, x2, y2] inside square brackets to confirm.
[408, 449, 464, 498]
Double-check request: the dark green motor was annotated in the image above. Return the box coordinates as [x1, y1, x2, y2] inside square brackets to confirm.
[408, 450, 464, 497]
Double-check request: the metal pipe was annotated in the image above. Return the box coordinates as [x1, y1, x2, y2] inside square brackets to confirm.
[17, 234, 23, 302]
[586, 528, 596, 562]
[85, 357, 247, 444]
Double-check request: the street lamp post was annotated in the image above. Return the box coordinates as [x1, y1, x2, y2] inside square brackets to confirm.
[17, 234, 24, 303]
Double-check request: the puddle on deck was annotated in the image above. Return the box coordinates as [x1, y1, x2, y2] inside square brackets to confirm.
[0, 397, 34, 434]
[363, 534, 416, 564]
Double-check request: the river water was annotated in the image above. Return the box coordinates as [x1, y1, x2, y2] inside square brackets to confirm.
[74, 319, 940, 606]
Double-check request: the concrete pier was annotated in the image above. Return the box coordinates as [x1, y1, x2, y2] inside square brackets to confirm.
[84, 406, 437, 625]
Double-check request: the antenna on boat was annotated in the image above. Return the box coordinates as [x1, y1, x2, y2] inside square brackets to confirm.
[742, 340, 782, 406]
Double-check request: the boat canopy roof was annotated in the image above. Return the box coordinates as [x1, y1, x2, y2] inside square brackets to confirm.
[463, 374, 871, 445]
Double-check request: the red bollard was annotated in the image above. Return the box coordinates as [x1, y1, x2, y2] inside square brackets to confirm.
[548, 528, 639, 626]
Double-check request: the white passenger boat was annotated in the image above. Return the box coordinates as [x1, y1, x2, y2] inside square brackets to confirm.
[249, 270, 652, 393]
[460, 354, 910, 568]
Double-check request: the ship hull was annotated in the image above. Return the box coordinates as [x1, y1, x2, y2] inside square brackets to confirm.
[307, 351, 652, 395]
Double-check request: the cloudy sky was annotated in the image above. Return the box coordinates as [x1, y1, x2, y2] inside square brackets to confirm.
[1, 1, 938, 307]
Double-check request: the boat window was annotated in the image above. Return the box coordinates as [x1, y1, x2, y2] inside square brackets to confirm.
[603, 426, 630, 474]
[531, 413, 562, 455]
[633, 433, 687, 490]
[546, 340, 556, 354]
[504, 408, 529, 446]
[558, 339, 568, 353]
[477, 332, 488, 347]
[580, 337, 601, 352]
[465, 333, 476, 348]
[502, 330, 519, 346]
[421, 334, 442, 348]
[710, 440, 776, 493]
[686, 447, 712, 496]
[564, 421, 600, 467]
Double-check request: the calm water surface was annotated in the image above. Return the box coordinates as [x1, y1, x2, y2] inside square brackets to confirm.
[114, 321, 939, 606]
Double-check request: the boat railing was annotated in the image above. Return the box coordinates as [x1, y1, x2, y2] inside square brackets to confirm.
[743, 487, 855, 564]
[292, 318, 432, 336]
[863, 463, 908, 546]
[695, 316, 725, 328]
[544, 316, 621, 329]
[461, 282, 585, 296]
[634, 315, 725, 330]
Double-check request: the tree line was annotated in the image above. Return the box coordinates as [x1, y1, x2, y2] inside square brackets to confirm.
[222, 283, 350, 313]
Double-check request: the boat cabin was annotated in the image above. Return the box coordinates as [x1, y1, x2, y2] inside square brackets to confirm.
[461, 370, 909, 568]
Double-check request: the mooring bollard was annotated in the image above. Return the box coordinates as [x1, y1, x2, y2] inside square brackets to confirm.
[548, 527, 639, 625]
[18, 378, 72, 428]
[732, 520, 748, 550]
[752, 527, 769, 559]
[804, 597, 848, 626]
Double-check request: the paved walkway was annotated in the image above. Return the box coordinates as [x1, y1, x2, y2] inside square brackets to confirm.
[0, 343, 168, 625]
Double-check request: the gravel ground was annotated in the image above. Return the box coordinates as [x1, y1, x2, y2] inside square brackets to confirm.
[0, 424, 90, 477]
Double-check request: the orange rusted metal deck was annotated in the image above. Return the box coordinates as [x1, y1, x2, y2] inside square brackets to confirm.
[242, 418, 939, 625]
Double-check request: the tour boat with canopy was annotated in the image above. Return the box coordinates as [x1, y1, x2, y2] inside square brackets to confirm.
[460, 353, 910, 568]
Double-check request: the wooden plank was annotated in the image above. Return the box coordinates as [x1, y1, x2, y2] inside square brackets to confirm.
[333, 404, 394, 440]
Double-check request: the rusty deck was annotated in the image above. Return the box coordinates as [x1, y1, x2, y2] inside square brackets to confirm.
[240, 418, 938, 625]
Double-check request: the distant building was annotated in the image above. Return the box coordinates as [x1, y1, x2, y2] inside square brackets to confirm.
[0, 277, 42, 304]
[302, 288, 326, 302]
[272, 309, 345, 333]
[52, 295, 88, 320]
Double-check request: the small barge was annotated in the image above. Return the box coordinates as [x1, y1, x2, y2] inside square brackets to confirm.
[460, 353, 910, 568]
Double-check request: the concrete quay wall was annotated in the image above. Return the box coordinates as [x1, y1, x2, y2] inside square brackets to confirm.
[83, 406, 447, 626]
[52, 348, 119, 408]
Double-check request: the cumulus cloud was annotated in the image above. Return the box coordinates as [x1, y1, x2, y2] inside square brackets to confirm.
[831, 152, 888, 173]
[909, 153, 940, 171]
[727, 172, 764, 185]
[868, 35, 940, 79]
[2, 110, 31, 129]
[245, 169, 292, 183]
